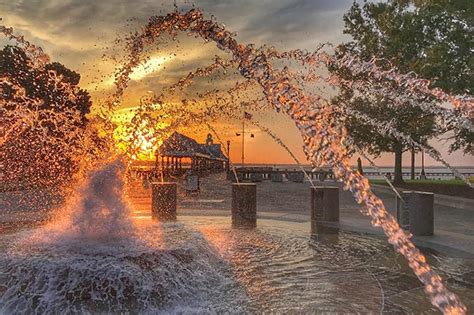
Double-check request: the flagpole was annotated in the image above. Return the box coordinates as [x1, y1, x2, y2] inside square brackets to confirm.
[242, 117, 245, 167]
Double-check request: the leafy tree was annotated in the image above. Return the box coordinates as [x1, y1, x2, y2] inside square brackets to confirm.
[334, 88, 437, 184]
[1, 46, 91, 122]
[1, 45, 92, 189]
[335, 0, 473, 183]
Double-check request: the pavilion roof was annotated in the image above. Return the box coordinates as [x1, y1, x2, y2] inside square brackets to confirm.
[158, 132, 227, 161]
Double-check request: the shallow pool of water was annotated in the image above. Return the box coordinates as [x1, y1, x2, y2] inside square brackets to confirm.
[0, 216, 473, 314]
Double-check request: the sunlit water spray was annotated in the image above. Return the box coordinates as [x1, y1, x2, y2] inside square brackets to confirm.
[0, 160, 250, 313]
[1, 7, 472, 314]
[107, 9, 468, 313]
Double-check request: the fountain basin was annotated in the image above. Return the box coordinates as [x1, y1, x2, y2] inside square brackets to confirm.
[0, 215, 473, 313]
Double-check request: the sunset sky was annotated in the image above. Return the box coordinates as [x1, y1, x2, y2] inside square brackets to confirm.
[1, 0, 472, 167]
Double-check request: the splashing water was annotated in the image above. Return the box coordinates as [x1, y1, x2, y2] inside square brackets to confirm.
[1, 7, 472, 314]
[61, 159, 132, 239]
[108, 9, 467, 314]
[0, 160, 250, 313]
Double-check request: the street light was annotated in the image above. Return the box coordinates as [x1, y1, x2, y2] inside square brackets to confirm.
[235, 115, 255, 167]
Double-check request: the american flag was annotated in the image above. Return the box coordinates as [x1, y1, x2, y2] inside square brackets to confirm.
[244, 111, 252, 120]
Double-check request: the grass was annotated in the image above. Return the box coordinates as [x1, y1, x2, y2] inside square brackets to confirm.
[369, 177, 473, 199]
[369, 179, 473, 186]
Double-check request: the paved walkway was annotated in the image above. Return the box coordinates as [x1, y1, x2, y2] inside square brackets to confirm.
[2, 172, 473, 257]
[128, 173, 474, 257]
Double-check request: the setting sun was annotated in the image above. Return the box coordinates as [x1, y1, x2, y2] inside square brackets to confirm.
[1, 2, 472, 314]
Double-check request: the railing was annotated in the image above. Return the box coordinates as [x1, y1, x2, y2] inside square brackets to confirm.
[233, 167, 473, 181]
[129, 166, 473, 181]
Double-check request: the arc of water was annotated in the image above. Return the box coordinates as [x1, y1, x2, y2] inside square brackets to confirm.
[0, 25, 50, 65]
[266, 46, 473, 135]
[358, 150, 405, 203]
[265, 47, 473, 118]
[341, 105, 473, 188]
[167, 56, 236, 92]
[331, 75, 474, 133]
[206, 123, 240, 184]
[334, 55, 474, 118]
[114, 9, 466, 313]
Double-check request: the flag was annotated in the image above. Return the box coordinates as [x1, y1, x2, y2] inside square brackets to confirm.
[244, 111, 252, 120]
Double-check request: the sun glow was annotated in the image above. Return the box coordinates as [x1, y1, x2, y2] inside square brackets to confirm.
[129, 55, 171, 81]
[112, 106, 167, 161]
[91, 55, 172, 91]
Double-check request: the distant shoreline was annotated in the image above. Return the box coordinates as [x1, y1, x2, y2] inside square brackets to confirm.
[134, 160, 473, 169]
[236, 164, 474, 169]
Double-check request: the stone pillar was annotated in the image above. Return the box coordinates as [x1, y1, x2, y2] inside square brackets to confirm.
[311, 222, 340, 236]
[396, 191, 434, 236]
[311, 186, 339, 223]
[232, 183, 256, 227]
[151, 182, 177, 221]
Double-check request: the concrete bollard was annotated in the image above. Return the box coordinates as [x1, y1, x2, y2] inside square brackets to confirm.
[250, 173, 263, 182]
[310, 186, 339, 223]
[271, 173, 283, 182]
[232, 183, 257, 227]
[151, 182, 177, 221]
[396, 191, 434, 236]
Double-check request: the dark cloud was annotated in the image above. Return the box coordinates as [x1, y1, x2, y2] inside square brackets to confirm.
[1, 0, 351, 52]
[0, 0, 353, 97]
[1, 0, 471, 166]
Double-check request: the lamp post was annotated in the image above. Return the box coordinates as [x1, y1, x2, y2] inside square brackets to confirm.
[235, 120, 254, 167]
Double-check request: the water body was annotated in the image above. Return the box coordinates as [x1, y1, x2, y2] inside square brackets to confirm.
[1, 217, 473, 313]
[243, 164, 474, 180]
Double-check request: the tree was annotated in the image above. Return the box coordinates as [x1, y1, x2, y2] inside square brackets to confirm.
[334, 89, 436, 184]
[1, 46, 91, 121]
[1, 45, 92, 189]
[335, 0, 473, 183]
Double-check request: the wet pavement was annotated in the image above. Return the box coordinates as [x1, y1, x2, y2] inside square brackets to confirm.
[127, 173, 474, 257]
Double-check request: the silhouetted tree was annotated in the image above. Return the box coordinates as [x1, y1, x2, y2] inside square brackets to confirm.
[334, 0, 473, 183]
[1, 45, 92, 189]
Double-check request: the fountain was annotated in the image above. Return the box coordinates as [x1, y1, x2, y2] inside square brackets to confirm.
[1, 7, 473, 314]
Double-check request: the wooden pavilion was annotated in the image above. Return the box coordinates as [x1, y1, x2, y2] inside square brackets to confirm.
[155, 132, 229, 176]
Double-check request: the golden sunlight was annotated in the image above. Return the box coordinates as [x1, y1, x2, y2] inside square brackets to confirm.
[112, 106, 167, 160]
[129, 55, 171, 81]
[93, 55, 172, 91]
